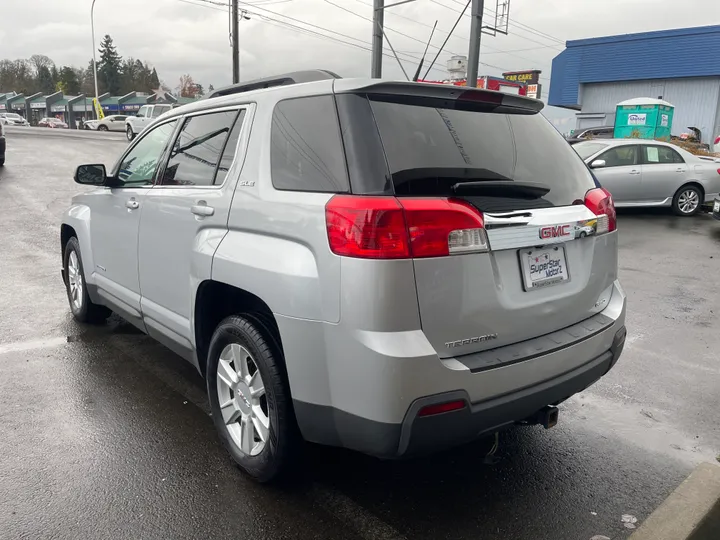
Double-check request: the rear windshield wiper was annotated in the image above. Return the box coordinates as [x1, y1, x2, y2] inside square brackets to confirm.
[451, 180, 550, 198]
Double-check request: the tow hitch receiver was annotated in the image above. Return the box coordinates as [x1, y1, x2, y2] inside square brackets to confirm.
[538, 405, 559, 429]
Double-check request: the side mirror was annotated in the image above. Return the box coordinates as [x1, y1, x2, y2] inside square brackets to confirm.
[590, 159, 606, 169]
[75, 164, 107, 185]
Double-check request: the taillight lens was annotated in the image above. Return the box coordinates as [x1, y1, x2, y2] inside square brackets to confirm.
[325, 196, 488, 259]
[418, 400, 467, 417]
[584, 188, 617, 234]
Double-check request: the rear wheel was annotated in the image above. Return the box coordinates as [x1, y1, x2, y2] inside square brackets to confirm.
[126, 125, 135, 141]
[0, 158, 4, 167]
[97, 124, 108, 131]
[206, 315, 299, 482]
[63, 237, 111, 323]
[672, 185, 702, 216]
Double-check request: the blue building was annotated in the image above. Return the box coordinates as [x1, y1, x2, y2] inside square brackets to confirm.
[549, 25, 720, 144]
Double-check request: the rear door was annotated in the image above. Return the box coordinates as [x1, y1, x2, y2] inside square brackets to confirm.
[639, 144, 686, 202]
[339, 93, 617, 358]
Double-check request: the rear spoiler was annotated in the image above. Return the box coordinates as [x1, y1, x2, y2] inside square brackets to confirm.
[333, 80, 544, 114]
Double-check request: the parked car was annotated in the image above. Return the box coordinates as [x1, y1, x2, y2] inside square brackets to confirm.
[566, 126, 614, 145]
[38, 117, 68, 129]
[87, 114, 129, 132]
[575, 139, 720, 216]
[0, 112, 29, 126]
[62, 71, 627, 482]
[125, 104, 172, 141]
[83, 119, 99, 130]
[0, 120, 5, 166]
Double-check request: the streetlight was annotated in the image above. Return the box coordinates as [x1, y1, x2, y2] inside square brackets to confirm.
[90, 0, 100, 119]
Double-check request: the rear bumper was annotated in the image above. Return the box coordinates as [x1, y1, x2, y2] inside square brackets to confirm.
[294, 326, 626, 458]
[289, 279, 627, 458]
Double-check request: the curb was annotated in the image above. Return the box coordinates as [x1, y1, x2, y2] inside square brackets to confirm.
[630, 462, 720, 540]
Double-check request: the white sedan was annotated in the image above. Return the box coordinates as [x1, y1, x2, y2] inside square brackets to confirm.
[84, 115, 128, 132]
[575, 139, 720, 216]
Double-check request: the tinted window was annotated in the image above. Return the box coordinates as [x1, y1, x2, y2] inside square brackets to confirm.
[574, 141, 609, 160]
[271, 96, 349, 192]
[116, 120, 177, 187]
[643, 145, 684, 164]
[153, 105, 171, 118]
[598, 146, 638, 167]
[368, 98, 596, 211]
[161, 110, 238, 186]
[214, 110, 246, 186]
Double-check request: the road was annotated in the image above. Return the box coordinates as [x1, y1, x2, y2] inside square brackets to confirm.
[1, 130, 718, 540]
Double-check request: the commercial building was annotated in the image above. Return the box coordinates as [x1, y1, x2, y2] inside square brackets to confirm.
[0, 89, 197, 128]
[549, 25, 720, 144]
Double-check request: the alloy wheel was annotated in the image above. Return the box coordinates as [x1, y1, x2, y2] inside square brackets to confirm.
[67, 250, 83, 311]
[216, 343, 270, 456]
[678, 189, 700, 214]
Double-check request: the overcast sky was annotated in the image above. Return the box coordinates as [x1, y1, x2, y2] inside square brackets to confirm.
[2, 0, 718, 124]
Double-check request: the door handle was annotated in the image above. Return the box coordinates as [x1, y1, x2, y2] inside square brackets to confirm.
[629, 169, 641, 175]
[126, 199, 140, 210]
[191, 202, 215, 217]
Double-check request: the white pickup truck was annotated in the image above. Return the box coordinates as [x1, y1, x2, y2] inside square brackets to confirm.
[125, 104, 173, 141]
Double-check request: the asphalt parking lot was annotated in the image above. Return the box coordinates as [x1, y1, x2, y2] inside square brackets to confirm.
[1, 128, 718, 540]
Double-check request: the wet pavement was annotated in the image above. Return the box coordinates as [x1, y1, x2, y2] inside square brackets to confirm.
[1, 130, 718, 540]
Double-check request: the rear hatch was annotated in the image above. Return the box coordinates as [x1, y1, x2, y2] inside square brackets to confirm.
[333, 82, 618, 358]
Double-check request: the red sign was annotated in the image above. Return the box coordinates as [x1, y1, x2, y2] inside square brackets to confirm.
[539, 225, 570, 239]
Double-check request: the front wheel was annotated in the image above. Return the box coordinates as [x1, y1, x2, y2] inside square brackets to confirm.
[206, 315, 299, 482]
[63, 237, 111, 324]
[97, 125, 108, 131]
[126, 125, 135, 141]
[672, 185, 702, 216]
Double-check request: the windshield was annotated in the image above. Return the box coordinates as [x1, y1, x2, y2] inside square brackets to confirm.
[6, 114, 22, 120]
[367, 97, 597, 211]
[574, 141, 609, 161]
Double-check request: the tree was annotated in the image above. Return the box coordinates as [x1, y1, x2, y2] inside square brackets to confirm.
[57, 66, 81, 95]
[149, 67, 160, 90]
[120, 57, 139, 94]
[81, 60, 97, 96]
[97, 34, 123, 95]
[29, 54, 54, 76]
[37, 65, 54, 94]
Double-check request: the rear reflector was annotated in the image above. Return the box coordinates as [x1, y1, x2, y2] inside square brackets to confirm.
[325, 196, 487, 259]
[418, 400, 467, 417]
[584, 188, 617, 234]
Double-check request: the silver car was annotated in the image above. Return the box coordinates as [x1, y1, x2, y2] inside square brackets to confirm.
[575, 139, 720, 216]
[60, 71, 627, 481]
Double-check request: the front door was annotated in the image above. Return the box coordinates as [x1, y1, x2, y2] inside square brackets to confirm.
[138, 108, 248, 360]
[638, 144, 687, 203]
[592, 144, 642, 204]
[90, 119, 178, 327]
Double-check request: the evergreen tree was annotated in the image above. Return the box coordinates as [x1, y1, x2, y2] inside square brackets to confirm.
[149, 67, 160, 90]
[57, 66, 81, 95]
[81, 60, 97, 96]
[37, 65, 54, 94]
[97, 34, 123, 95]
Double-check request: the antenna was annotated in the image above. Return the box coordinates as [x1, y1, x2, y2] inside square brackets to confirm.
[412, 21, 437, 82]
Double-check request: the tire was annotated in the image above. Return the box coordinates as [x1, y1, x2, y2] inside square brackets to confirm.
[0, 158, 4, 167]
[206, 315, 299, 482]
[126, 125, 135, 141]
[672, 184, 702, 216]
[63, 237, 111, 324]
[579, 231, 587, 238]
[97, 125, 108, 131]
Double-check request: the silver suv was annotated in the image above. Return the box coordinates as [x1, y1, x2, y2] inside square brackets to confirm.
[61, 71, 627, 482]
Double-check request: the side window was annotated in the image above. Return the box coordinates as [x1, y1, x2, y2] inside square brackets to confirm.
[136, 106, 148, 118]
[161, 110, 238, 187]
[271, 96, 349, 192]
[153, 106, 171, 118]
[214, 110, 246, 186]
[116, 120, 177, 187]
[643, 145, 683, 165]
[598, 145, 638, 168]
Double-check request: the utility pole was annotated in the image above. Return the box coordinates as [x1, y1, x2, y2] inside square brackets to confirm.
[232, 0, 240, 83]
[371, 0, 384, 78]
[466, 0, 484, 87]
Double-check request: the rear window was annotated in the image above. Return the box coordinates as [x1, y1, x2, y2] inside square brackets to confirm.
[574, 141, 609, 160]
[367, 99, 597, 211]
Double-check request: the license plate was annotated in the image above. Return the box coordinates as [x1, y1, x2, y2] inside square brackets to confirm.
[714, 200, 720, 213]
[520, 246, 569, 291]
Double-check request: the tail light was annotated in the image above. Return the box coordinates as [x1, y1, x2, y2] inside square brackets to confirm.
[325, 196, 488, 259]
[584, 188, 617, 234]
[417, 400, 466, 417]
[714, 135, 720, 146]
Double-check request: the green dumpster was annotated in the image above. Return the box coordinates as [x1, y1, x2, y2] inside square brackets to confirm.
[614, 98, 674, 140]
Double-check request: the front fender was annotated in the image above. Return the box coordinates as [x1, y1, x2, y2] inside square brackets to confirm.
[63, 203, 101, 302]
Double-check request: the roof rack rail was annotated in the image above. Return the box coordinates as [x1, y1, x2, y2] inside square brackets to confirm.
[205, 70, 342, 99]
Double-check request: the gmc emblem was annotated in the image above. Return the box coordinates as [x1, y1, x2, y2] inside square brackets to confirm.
[539, 225, 570, 239]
